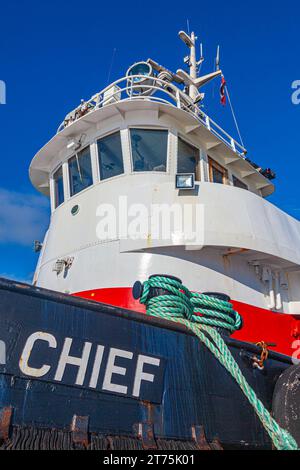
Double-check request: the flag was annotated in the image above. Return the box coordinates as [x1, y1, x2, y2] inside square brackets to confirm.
[220, 75, 226, 106]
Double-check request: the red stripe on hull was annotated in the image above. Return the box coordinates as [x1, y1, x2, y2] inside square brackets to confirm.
[73, 287, 300, 357]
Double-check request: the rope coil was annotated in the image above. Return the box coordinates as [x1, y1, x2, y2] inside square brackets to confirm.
[139, 275, 298, 451]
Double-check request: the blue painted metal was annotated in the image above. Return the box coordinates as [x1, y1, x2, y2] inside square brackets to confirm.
[0, 277, 293, 449]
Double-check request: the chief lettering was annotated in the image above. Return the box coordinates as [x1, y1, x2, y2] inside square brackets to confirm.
[19, 331, 162, 400]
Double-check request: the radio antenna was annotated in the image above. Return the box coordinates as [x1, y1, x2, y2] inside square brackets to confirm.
[216, 45, 220, 71]
[186, 19, 190, 34]
[198, 43, 204, 73]
[107, 48, 117, 84]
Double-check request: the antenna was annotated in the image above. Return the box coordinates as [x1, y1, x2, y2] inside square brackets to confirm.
[178, 30, 221, 101]
[216, 45, 220, 71]
[197, 43, 204, 72]
[107, 48, 117, 84]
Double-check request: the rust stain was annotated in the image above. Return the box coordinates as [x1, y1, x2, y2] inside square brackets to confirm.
[0, 407, 12, 441]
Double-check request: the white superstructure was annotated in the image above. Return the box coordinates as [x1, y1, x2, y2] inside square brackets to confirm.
[29, 31, 300, 315]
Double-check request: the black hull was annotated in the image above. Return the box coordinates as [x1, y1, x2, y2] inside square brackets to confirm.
[0, 278, 293, 450]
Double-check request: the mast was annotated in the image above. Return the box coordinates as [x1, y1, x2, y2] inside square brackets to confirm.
[189, 32, 198, 100]
[178, 30, 198, 100]
[178, 30, 222, 103]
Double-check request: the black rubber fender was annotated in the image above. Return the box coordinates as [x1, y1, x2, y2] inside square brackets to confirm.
[272, 364, 300, 446]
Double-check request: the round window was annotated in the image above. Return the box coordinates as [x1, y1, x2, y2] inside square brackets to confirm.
[71, 205, 79, 216]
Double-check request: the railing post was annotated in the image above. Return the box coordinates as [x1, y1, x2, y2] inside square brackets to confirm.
[176, 90, 181, 109]
[129, 80, 133, 99]
[205, 116, 211, 130]
[230, 138, 236, 152]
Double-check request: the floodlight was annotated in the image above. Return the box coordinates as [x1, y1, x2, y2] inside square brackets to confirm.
[176, 173, 195, 189]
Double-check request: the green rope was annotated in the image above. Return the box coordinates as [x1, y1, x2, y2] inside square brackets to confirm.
[139, 275, 298, 451]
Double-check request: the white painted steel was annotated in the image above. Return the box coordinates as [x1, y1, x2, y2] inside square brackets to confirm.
[34, 175, 300, 314]
[29, 73, 299, 315]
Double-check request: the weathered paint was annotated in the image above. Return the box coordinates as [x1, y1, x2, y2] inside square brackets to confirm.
[0, 277, 294, 449]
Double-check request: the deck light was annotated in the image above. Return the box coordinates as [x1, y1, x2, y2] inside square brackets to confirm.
[178, 31, 194, 48]
[66, 134, 86, 151]
[67, 140, 76, 149]
[175, 173, 195, 190]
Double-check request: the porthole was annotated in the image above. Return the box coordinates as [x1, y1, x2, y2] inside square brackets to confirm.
[71, 205, 80, 216]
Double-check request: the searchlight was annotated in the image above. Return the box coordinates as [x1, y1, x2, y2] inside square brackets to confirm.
[126, 61, 154, 96]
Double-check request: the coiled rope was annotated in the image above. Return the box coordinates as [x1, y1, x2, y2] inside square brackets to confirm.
[139, 275, 298, 451]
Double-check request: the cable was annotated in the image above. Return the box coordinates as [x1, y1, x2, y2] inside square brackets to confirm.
[225, 85, 245, 148]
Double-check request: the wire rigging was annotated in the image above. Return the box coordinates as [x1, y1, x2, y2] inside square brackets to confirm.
[107, 48, 117, 85]
[225, 84, 245, 148]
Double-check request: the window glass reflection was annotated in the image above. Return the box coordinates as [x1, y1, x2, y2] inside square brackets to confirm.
[68, 147, 93, 196]
[97, 132, 124, 180]
[53, 166, 64, 208]
[177, 138, 199, 175]
[130, 129, 168, 172]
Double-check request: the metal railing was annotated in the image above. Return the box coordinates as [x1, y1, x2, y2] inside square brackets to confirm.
[57, 75, 247, 157]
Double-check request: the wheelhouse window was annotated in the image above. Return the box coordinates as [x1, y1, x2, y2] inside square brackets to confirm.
[177, 137, 200, 178]
[130, 128, 168, 172]
[68, 146, 93, 196]
[97, 131, 124, 180]
[208, 157, 228, 184]
[53, 166, 64, 208]
[232, 175, 248, 190]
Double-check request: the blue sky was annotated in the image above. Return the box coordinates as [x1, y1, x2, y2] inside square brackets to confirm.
[0, 0, 299, 282]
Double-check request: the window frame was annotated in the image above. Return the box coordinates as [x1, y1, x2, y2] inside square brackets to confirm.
[208, 156, 228, 185]
[50, 163, 66, 211]
[232, 174, 248, 190]
[68, 145, 94, 198]
[128, 126, 170, 174]
[53, 165, 65, 209]
[177, 135, 201, 181]
[96, 130, 125, 182]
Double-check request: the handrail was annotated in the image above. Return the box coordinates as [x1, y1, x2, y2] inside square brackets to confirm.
[57, 74, 247, 157]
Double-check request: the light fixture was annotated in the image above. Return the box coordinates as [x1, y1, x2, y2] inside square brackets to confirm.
[126, 62, 153, 82]
[52, 257, 74, 275]
[126, 61, 154, 96]
[178, 31, 194, 48]
[66, 134, 86, 152]
[33, 240, 43, 253]
[67, 140, 76, 150]
[175, 173, 195, 190]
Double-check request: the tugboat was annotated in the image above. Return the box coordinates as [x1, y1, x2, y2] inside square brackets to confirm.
[0, 30, 299, 451]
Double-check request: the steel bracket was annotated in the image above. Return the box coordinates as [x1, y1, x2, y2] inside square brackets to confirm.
[136, 422, 157, 449]
[191, 425, 212, 450]
[71, 414, 89, 448]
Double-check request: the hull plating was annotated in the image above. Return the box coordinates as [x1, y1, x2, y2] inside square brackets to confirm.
[0, 278, 293, 449]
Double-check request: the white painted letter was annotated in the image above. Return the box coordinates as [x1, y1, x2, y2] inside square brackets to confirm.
[89, 345, 105, 388]
[19, 332, 57, 377]
[133, 355, 160, 397]
[54, 338, 92, 385]
[102, 347, 133, 394]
